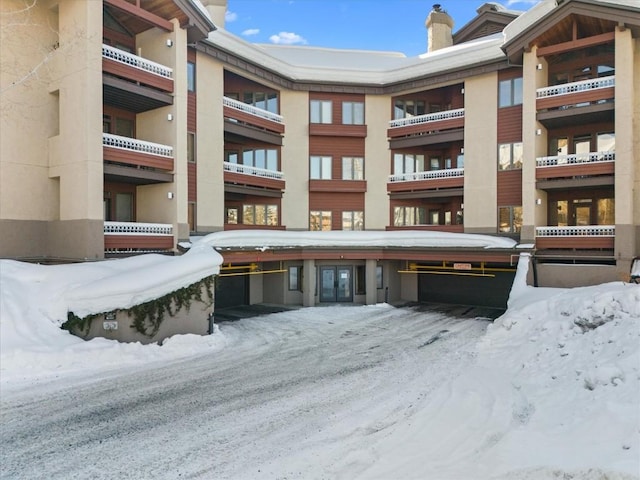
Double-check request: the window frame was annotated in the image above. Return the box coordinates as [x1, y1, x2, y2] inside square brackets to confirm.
[310, 156, 332, 180]
[310, 99, 332, 124]
[310, 210, 332, 231]
[187, 61, 196, 92]
[342, 157, 364, 180]
[498, 206, 523, 234]
[342, 211, 364, 231]
[342, 101, 364, 125]
[498, 142, 523, 171]
[498, 77, 523, 108]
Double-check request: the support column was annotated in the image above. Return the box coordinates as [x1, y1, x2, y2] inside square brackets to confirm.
[302, 259, 315, 307]
[365, 259, 378, 305]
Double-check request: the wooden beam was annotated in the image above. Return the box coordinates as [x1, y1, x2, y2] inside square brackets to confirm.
[104, 0, 174, 32]
[537, 31, 615, 57]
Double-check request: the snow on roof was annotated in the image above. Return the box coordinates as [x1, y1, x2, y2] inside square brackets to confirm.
[193, 229, 518, 250]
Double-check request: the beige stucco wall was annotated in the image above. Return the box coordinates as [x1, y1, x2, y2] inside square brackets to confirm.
[281, 90, 310, 229]
[634, 38, 640, 258]
[196, 53, 225, 232]
[364, 94, 392, 230]
[613, 29, 639, 276]
[463, 72, 498, 234]
[535, 264, 619, 288]
[521, 47, 548, 244]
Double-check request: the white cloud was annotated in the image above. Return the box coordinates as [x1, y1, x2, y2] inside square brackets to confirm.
[242, 28, 260, 36]
[269, 31, 307, 45]
[225, 10, 238, 22]
[505, 0, 540, 5]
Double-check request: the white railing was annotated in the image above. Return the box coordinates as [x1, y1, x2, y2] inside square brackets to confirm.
[536, 151, 615, 167]
[536, 75, 615, 99]
[102, 44, 173, 79]
[224, 161, 284, 180]
[536, 225, 615, 237]
[389, 168, 464, 183]
[103, 133, 173, 158]
[223, 96, 283, 123]
[389, 108, 464, 128]
[104, 221, 173, 236]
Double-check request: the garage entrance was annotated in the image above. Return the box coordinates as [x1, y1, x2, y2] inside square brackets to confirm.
[215, 274, 249, 309]
[417, 267, 516, 309]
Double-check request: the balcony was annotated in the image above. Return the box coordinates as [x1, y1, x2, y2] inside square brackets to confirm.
[387, 109, 464, 148]
[388, 168, 464, 195]
[103, 133, 174, 173]
[536, 152, 616, 189]
[104, 221, 174, 254]
[223, 162, 285, 191]
[102, 45, 174, 112]
[536, 76, 615, 128]
[535, 225, 615, 250]
[223, 97, 284, 144]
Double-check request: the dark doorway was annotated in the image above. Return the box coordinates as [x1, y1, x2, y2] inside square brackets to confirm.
[215, 275, 249, 309]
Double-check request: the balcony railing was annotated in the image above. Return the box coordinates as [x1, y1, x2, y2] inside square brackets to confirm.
[536, 151, 615, 167]
[103, 133, 173, 158]
[224, 161, 284, 180]
[102, 44, 173, 79]
[536, 225, 615, 237]
[104, 222, 173, 235]
[389, 168, 464, 183]
[536, 76, 615, 99]
[389, 108, 464, 128]
[223, 97, 283, 124]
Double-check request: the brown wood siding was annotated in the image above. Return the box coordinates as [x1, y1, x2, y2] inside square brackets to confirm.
[103, 146, 174, 171]
[387, 176, 464, 193]
[497, 170, 522, 205]
[387, 116, 465, 139]
[104, 235, 174, 250]
[392, 84, 464, 115]
[536, 87, 614, 111]
[498, 68, 522, 81]
[309, 92, 365, 125]
[224, 171, 285, 191]
[536, 161, 615, 180]
[497, 105, 522, 143]
[535, 237, 614, 250]
[309, 180, 367, 193]
[309, 192, 365, 229]
[102, 58, 173, 92]
[547, 122, 614, 143]
[309, 136, 365, 180]
[223, 106, 285, 134]
[309, 124, 367, 137]
[188, 93, 196, 132]
[188, 162, 197, 202]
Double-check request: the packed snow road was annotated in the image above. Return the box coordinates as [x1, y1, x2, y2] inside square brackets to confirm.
[1, 304, 492, 480]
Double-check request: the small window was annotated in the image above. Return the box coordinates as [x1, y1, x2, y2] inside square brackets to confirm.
[187, 132, 196, 163]
[289, 266, 302, 291]
[310, 211, 332, 231]
[498, 142, 523, 170]
[187, 62, 196, 92]
[376, 265, 383, 289]
[310, 156, 332, 179]
[342, 157, 364, 180]
[498, 206, 522, 234]
[499, 77, 522, 107]
[188, 202, 196, 232]
[342, 101, 364, 125]
[226, 207, 238, 224]
[310, 100, 332, 124]
[342, 211, 364, 231]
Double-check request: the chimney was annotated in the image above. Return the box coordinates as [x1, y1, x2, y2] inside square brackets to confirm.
[425, 4, 454, 52]
[199, 0, 228, 28]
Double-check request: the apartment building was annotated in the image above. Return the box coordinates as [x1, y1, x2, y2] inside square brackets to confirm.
[1, 0, 638, 309]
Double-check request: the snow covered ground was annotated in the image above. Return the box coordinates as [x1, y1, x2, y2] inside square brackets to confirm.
[1, 246, 639, 479]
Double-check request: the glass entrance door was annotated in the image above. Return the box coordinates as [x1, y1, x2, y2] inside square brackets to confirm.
[319, 266, 353, 303]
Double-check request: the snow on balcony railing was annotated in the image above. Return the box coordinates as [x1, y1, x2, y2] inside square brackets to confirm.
[102, 44, 173, 79]
[103, 133, 173, 158]
[223, 96, 283, 123]
[536, 76, 615, 99]
[536, 151, 615, 167]
[389, 168, 464, 183]
[389, 108, 464, 128]
[224, 161, 284, 180]
[104, 221, 173, 236]
[535, 225, 615, 237]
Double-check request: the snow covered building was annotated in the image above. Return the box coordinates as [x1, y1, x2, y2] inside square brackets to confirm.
[1, 0, 638, 309]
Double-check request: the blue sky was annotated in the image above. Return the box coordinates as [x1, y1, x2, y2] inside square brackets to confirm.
[224, 0, 540, 57]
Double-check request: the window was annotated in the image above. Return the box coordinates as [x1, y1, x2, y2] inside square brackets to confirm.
[499, 77, 522, 107]
[188, 202, 196, 232]
[498, 142, 523, 170]
[187, 132, 196, 163]
[429, 157, 440, 170]
[428, 210, 440, 225]
[242, 149, 278, 171]
[393, 206, 426, 226]
[103, 114, 134, 137]
[310, 211, 332, 231]
[243, 92, 279, 114]
[342, 157, 364, 180]
[597, 132, 615, 152]
[342, 101, 364, 125]
[310, 156, 332, 179]
[242, 205, 278, 226]
[597, 198, 614, 225]
[355, 266, 366, 295]
[393, 99, 425, 120]
[376, 265, 383, 289]
[310, 100, 332, 124]
[498, 206, 522, 234]
[289, 266, 302, 291]
[226, 207, 238, 224]
[393, 153, 425, 175]
[342, 211, 364, 231]
[187, 62, 195, 92]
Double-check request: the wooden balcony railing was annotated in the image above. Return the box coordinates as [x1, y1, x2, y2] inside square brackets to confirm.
[103, 133, 174, 171]
[536, 76, 615, 111]
[223, 96, 285, 135]
[223, 161, 285, 190]
[389, 167, 464, 183]
[223, 97, 283, 123]
[536, 152, 615, 180]
[388, 108, 464, 139]
[535, 225, 615, 249]
[104, 221, 174, 252]
[102, 44, 173, 92]
[388, 168, 464, 192]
